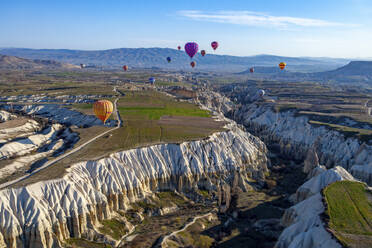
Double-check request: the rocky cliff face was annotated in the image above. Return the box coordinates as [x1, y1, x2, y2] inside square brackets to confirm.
[0, 124, 268, 248]
[234, 104, 372, 185]
[275, 166, 354, 248]
[1, 104, 117, 127]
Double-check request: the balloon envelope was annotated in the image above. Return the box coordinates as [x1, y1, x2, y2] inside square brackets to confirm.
[166, 57, 171, 63]
[184, 42, 199, 58]
[190, 61, 196, 68]
[149, 77, 155, 84]
[201, 50, 206, 56]
[211, 41, 219, 50]
[80, 64, 85, 69]
[93, 100, 113, 124]
[258, 89, 265, 97]
[123, 65, 128, 71]
[250, 67, 254, 73]
[279, 62, 286, 70]
[177, 46, 181, 50]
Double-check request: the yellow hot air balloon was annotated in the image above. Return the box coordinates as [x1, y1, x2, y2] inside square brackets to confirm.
[93, 100, 113, 124]
[279, 62, 286, 70]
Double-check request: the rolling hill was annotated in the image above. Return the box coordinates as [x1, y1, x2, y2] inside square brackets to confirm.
[0, 48, 349, 72]
[0, 54, 80, 70]
[239, 61, 372, 87]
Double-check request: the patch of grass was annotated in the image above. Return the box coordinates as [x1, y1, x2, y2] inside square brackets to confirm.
[65, 238, 112, 248]
[324, 181, 372, 246]
[178, 225, 215, 248]
[273, 104, 301, 113]
[118, 105, 210, 120]
[199, 190, 210, 198]
[98, 219, 127, 240]
[156, 191, 187, 206]
[132, 200, 157, 211]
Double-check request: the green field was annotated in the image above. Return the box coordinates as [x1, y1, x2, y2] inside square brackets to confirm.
[117, 90, 210, 120]
[70, 90, 223, 159]
[324, 181, 372, 247]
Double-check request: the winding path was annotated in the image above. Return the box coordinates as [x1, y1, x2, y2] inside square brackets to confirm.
[0, 90, 123, 189]
[159, 211, 215, 247]
[115, 223, 137, 247]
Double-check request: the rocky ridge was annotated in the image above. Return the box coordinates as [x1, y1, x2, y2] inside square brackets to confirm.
[233, 104, 372, 185]
[1, 104, 117, 127]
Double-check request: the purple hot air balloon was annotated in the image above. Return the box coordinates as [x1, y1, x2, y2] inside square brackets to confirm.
[184, 42, 198, 58]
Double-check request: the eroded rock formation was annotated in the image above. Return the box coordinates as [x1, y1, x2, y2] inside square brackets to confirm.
[0, 125, 268, 248]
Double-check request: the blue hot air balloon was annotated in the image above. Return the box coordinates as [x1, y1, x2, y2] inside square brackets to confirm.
[149, 77, 155, 85]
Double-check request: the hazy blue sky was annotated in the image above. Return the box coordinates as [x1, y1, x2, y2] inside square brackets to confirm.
[1, 0, 372, 57]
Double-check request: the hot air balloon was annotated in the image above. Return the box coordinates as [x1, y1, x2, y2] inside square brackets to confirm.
[149, 77, 155, 85]
[201, 50, 206, 56]
[93, 100, 113, 124]
[177, 46, 181, 50]
[123, 65, 128, 71]
[250, 67, 254, 73]
[279, 62, 286, 70]
[190, 61, 196, 68]
[258, 89, 265, 97]
[184, 42, 198, 58]
[166, 57, 171, 63]
[80, 64, 85, 69]
[211, 41, 219, 50]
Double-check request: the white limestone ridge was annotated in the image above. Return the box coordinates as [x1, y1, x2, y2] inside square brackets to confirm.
[275, 166, 354, 248]
[0, 119, 41, 143]
[0, 125, 268, 247]
[1, 104, 117, 127]
[236, 104, 372, 185]
[0, 110, 17, 122]
[0, 94, 113, 104]
[0, 124, 64, 160]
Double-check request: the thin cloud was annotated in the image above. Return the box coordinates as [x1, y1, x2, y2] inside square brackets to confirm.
[178, 10, 351, 28]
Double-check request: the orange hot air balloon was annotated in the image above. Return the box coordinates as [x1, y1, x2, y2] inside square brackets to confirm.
[93, 100, 114, 124]
[190, 61, 196, 68]
[123, 65, 128, 71]
[201, 50, 206, 56]
[279, 62, 286, 70]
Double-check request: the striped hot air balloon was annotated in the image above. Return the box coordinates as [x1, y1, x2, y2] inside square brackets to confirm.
[279, 62, 286, 70]
[123, 65, 128, 71]
[93, 100, 113, 124]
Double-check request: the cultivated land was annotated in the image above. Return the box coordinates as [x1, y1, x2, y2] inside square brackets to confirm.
[324, 181, 372, 248]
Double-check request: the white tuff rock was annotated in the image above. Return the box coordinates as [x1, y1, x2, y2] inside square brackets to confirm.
[0, 128, 267, 248]
[276, 167, 354, 248]
[236, 104, 372, 185]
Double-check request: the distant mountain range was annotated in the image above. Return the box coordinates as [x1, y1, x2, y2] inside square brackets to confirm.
[239, 61, 372, 87]
[0, 47, 351, 73]
[0, 54, 79, 70]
